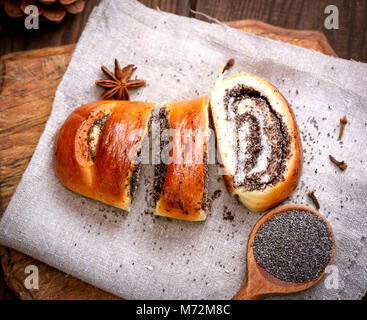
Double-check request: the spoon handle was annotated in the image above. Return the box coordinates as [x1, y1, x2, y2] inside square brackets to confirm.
[231, 281, 262, 300]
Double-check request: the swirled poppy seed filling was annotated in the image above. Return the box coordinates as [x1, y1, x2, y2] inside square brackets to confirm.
[87, 112, 111, 162]
[223, 84, 290, 191]
[153, 107, 170, 203]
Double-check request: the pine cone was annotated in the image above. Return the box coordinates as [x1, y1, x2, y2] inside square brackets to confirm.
[1, 0, 86, 23]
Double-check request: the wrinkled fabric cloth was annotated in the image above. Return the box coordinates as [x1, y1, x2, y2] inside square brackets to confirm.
[0, 0, 366, 299]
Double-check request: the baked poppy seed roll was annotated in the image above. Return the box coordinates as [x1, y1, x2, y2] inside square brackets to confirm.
[154, 97, 209, 221]
[54, 100, 156, 211]
[210, 72, 302, 213]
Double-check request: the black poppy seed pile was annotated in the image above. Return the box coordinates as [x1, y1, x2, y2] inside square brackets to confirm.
[252, 210, 333, 283]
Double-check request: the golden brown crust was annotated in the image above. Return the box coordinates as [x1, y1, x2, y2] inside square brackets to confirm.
[155, 97, 209, 221]
[210, 73, 303, 213]
[54, 100, 155, 211]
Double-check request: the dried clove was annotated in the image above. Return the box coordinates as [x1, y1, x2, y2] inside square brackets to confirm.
[329, 155, 348, 171]
[338, 115, 347, 140]
[222, 58, 235, 74]
[307, 189, 320, 210]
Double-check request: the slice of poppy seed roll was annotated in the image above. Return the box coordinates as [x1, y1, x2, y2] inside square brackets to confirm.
[210, 70, 303, 213]
[54, 100, 156, 211]
[154, 96, 209, 221]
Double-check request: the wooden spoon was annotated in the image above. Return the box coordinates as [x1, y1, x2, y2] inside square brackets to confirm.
[232, 203, 335, 300]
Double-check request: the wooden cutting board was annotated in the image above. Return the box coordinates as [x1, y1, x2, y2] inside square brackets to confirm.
[0, 20, 336, 300]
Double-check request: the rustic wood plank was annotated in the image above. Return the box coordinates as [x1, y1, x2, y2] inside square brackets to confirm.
[0, 0, 101, 55]
[0, 0, 192, 56]
[139, 0, 191, 16]
[0, 22, 339, 300]
[1, 1, 366, 62]
[0, 257, 16, 300]
[0, 45, 74, 213]
[0, 246, 118, 300]
[194, 0, 367, 62]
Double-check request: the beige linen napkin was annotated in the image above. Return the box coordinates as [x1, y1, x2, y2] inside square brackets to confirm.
[0, 0, 366, 299]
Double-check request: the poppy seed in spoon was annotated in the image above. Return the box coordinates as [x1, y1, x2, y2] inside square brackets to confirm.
[252, 210, 333, 283]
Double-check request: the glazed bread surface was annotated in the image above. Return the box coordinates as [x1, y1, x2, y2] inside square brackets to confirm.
[54, 100, 156, 211]
[154, 97, 209, 221]
[210, 72, 303, 212]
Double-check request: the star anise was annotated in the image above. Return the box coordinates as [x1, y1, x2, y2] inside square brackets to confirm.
[95, 59, 146, 100]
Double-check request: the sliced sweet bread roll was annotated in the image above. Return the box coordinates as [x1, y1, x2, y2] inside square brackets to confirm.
[54, 100, 156, 211]
[210, 69, 303, 213]
[154, 97, 209, 221]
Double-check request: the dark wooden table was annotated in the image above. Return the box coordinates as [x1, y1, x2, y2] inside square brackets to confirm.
[1, 0, 367, 62]
[0, 0, 366, 300]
